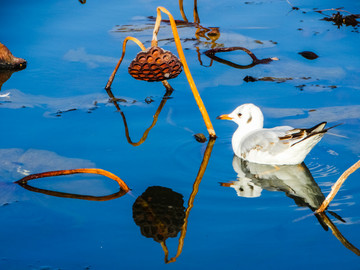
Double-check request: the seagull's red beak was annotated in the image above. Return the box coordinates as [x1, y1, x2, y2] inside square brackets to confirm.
[216, 114, 232, 120]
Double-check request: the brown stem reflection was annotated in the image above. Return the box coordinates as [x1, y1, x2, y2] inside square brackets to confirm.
[204, 47, 278, 69]
[316, 212, 360, 256]
[15, 168, 130, 201]
[163, 137, 216, 263]
[106, 82, 174, 147]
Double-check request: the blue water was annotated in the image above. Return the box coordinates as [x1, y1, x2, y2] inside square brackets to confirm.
[1, 0, 359, 269]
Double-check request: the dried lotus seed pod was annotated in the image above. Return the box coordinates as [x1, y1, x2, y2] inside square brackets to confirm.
[128, 47, 182, 82]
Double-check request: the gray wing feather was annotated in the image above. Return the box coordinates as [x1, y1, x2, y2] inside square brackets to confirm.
[241, 126, 293, 155]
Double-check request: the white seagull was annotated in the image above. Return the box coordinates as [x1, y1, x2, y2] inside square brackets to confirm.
[217, 103, 338, 165]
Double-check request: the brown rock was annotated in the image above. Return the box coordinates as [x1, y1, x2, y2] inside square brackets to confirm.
[0, 43, 27, 70]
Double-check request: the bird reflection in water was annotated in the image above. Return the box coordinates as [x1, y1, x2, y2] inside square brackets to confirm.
[222, 156, 325, 209]
[221, 156, 360, 256]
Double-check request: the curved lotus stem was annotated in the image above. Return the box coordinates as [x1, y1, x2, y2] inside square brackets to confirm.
[105, 36, 146, 90]
[178, 0, 189, 22]
[120, 89, 173, 146]
[316, 159, 360, 213]
[204, 47, 279, 69]
[16, 168, 130, 194]
[165, 138, 216, 263]
[193, 0, 200, 24]
[161, 241, 170, 263]
[152, 7, 216, 137]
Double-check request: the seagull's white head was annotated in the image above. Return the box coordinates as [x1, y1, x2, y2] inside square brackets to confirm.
[217, 103, 264, 130]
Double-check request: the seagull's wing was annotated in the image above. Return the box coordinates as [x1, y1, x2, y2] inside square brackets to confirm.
[240, 126, 293, 156]
[241, 122, 329, 156]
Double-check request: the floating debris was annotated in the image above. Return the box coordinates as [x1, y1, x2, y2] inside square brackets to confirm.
[243, 75, 258, 82]
[322, 12, 359, 28]
[244, 76, 308, 83]
[0, 43, 26, 89]
[55, 108, 77, 117]
[299, 51, 319, 60]
[0, 43, 27, 70]
[296, 84, 306, 91]
[145, 96, 154, 104]
[194, 133, 207, 143]
[295, 84, 338, 91]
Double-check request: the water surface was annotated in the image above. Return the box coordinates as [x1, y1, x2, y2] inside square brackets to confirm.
[1, 0, 359, 269]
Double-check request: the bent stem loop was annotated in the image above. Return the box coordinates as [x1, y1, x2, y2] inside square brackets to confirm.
[106, 85, 173, 146]
[121, 88, 174, 146]
[16, 168, 130, 193]
[152, 6, 216, 137]
[105, 36, 146, 90]
[204, 47, 278, 69]
[316, 159, 360, 213]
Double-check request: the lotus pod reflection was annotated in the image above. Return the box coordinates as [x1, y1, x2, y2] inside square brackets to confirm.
[128, 47, 182, 82]
[132, 186, 185, 243]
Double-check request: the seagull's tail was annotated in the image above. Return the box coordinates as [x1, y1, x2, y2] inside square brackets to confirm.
[292, 122, 342, 147]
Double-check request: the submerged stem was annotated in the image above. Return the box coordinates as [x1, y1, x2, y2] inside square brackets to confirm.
[16, 168, 130, 193]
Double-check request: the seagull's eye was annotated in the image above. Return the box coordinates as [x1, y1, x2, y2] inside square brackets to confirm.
[237, 113, 242, 117]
